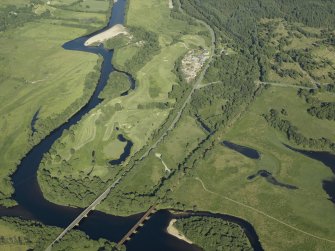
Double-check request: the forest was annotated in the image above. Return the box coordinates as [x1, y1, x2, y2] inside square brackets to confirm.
[99, 71, 131, 99]
[175, 216, 252, 251]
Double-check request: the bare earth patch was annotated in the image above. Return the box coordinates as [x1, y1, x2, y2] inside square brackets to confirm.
[85, 24, 128, 46]
[166, 219, 193, 244]
[168, 0, 173, 9]
[181, 49, 210, 83]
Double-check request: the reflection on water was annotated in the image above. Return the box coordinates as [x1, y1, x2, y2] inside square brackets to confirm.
[248, 170, 298, 190]
[222, 141, 260, 159]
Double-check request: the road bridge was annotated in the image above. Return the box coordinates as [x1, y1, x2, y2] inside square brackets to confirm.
[45, 177, 121, 251]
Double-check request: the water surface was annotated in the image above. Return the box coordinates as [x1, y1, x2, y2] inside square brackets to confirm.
[223, 141, 261, 159]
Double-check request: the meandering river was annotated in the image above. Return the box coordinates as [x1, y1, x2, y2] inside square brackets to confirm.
[0, 1, 263, 250]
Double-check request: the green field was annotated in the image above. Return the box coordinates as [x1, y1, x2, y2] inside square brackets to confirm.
[167, 86, 335, 251]
[0, 0, 110, 205]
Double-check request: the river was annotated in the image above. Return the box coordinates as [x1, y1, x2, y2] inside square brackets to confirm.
[0, 1, 263, 250]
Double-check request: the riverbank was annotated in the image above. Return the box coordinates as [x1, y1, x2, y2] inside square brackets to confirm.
[167, 219, 193, 244]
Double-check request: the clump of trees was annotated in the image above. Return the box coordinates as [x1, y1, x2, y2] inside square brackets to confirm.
[263, 108, 335, 151]
[175, 216, 252, 251]
[99, 71, 131, 100]
[298, 84, 335, 120]
[38, 165, 110, 207]
[105, 35, 129, 50]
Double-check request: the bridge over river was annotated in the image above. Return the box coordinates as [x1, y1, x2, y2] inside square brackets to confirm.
[45, 177, 121, 251]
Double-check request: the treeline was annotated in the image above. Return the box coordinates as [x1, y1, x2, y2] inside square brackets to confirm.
[288, 49, 329, 75]
[170, 0, 196, 26]
[263, 109, 335, 152]
[174, 216, 252, 251]
[122, 27, 160, 74]
[29, 57, 103, 146]
[278, 0, 335, 28]
[181, 0, 335, 35]
[298, 85, 335, 120]
[0, 217, 120, 251]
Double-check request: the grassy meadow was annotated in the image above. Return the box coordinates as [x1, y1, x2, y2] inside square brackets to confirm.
[167, 86, 335, 251]
[0, 0, 110, 205]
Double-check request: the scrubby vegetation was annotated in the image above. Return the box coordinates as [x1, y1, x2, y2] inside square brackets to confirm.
[0, 2, 49, 32]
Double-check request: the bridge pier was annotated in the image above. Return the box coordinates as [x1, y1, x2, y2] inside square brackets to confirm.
[117, 204, 157, 248]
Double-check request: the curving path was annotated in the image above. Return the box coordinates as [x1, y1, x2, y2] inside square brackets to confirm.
[194, 177, 335, 244]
